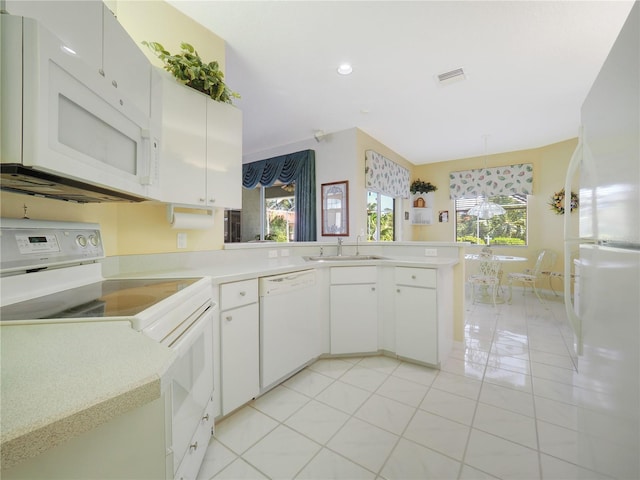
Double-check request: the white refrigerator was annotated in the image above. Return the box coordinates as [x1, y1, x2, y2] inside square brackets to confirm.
[564, 3, 639, 478]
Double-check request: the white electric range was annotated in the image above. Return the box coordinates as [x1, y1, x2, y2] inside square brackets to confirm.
[0, 218, 215, 479]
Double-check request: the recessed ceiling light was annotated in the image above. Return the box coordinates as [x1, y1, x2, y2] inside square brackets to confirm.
[337, 63, 353, 75]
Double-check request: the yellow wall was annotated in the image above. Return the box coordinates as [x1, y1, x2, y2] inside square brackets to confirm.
[111, 0, 225, 72]
[411, 138, 579, 288]
[0, 0, 227, 257]
[0, 194, 225, 257]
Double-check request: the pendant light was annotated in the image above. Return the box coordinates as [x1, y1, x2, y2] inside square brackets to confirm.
[467, 135, 506, 219]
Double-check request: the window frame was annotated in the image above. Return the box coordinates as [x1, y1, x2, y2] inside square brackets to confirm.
[367, 190, 396, 242]
[454, 194, 528, 246]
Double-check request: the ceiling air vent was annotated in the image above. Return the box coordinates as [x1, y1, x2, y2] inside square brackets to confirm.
[436, 67, 466, 86]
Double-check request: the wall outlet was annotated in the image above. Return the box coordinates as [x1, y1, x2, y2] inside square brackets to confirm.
[280, 249, 290, 257]
[177, 233, 187, 249]
[268, 250, 278, 258]
[424, 248, 438, 257]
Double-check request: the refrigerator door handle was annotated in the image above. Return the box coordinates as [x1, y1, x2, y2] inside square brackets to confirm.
[563, 129, 583, 355]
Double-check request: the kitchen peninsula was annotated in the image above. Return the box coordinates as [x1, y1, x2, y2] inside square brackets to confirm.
[1, 241, 463, 478]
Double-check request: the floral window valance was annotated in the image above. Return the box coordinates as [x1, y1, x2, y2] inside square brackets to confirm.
[449, 163, 533, 200]
[365, 150, 410, 199]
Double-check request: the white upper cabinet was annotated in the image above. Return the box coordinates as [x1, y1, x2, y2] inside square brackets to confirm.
[4, 0, 103, 67]
[5, 0, 151, 118]
[157, 72, 242, 209]
[157, 73, 207, 205]
[206, 101, 243, 210]
[101, 4, 152, 117]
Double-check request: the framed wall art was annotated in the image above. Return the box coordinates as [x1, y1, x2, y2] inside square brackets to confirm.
[321, 181, 349, 236]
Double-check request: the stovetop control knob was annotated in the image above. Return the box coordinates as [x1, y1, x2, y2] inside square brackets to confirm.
[76, 235, 87, 247]
[88, 234, 100, 247]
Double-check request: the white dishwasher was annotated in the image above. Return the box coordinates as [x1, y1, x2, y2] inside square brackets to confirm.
[259, 269, 320, 389]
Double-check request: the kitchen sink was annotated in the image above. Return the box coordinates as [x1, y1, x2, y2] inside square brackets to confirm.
[304, 255, 386, 262]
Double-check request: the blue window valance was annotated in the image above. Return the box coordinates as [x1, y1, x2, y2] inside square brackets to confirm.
[449, 163, 534, 200]
[242, 149, 316, 241]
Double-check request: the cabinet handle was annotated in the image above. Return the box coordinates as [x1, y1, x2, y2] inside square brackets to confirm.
[226, 316, 233, 321]
[371, 287, 376, 291]
[209, 198, 216, 203]
[397, 288, 401, 293]
[111, 79, 118, 88]
[199, 198, 206, 203]
[411, 275, 416, 279]
[202, 413, 210, 422]
[239, 291, 246, 296]
[189, 441, 198, 452]
[98, 68, 105, 77]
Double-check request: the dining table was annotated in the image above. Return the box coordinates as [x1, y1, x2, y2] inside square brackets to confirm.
[465, 254, 527, 304]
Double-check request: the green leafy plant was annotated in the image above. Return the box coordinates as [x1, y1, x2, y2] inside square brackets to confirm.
[410, 179, 438, 194]
[143, 41, 240, 104]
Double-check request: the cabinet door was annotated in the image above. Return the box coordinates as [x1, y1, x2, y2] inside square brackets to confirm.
[5, 0, 103, 73]
[221, 303, 259, 415]
[6, 1, 150, 118]
[102, 4, 151, 117]
[159, 76, 207, 205]
[330, 284, 378, 354]
[395, 286, 438, 365]
[206, 100, 243, 209]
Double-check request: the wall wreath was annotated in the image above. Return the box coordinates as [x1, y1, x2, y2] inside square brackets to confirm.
[549, 188, 579, 215]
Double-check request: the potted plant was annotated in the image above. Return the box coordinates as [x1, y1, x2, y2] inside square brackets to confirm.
[143, 41, 240, 104]
[410, 179, 437, 207]
[410, 179, 438, 195]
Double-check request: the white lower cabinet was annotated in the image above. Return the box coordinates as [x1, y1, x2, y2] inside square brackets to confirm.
[174, 397, 215, 480]
[220, 279, 259, 416]
[394, 267, 452, 366]
[395, 283, 438, 365]
[330, 267, 378, 354]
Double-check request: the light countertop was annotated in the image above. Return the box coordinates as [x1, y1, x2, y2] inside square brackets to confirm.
[109, 254, 460, 284]
[0, 252, 460, 470]
[0, 321, 175, 470]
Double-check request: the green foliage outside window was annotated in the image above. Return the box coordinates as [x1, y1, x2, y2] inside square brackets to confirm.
[265, 215, 289, 242]
[456, 195, 527, 245]
[367, 201, 394, 241]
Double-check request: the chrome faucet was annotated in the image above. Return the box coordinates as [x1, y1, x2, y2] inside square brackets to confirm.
[337, 238, 343, 256]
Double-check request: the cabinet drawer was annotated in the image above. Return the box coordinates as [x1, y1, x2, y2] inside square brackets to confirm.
[174, 397, 214, 480]
[220, 279, 258, 310]
[330, 266, 377, 284]
[395, 267, 436, 288]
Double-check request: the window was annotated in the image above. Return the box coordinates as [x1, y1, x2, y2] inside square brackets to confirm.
[367, 191, 395, 241]
[264, 184, 295, 242]
[225, 183, 296, 242]
[455, 194, 528, 245]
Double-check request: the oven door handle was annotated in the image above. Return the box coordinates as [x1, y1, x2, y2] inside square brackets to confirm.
[169, 305, 212, 356]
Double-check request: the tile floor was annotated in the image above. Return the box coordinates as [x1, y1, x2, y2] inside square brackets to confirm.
[197, 292, 607, 480]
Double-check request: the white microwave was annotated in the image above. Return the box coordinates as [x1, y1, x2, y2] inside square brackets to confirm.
[1, 15, 159, 202]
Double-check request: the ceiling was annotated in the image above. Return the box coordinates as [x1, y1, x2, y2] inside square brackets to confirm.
[167, 1, 634, 165]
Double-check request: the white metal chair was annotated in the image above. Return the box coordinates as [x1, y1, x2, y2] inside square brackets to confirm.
[467, 255, 502, 307]
[507, 249, 558, 303]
